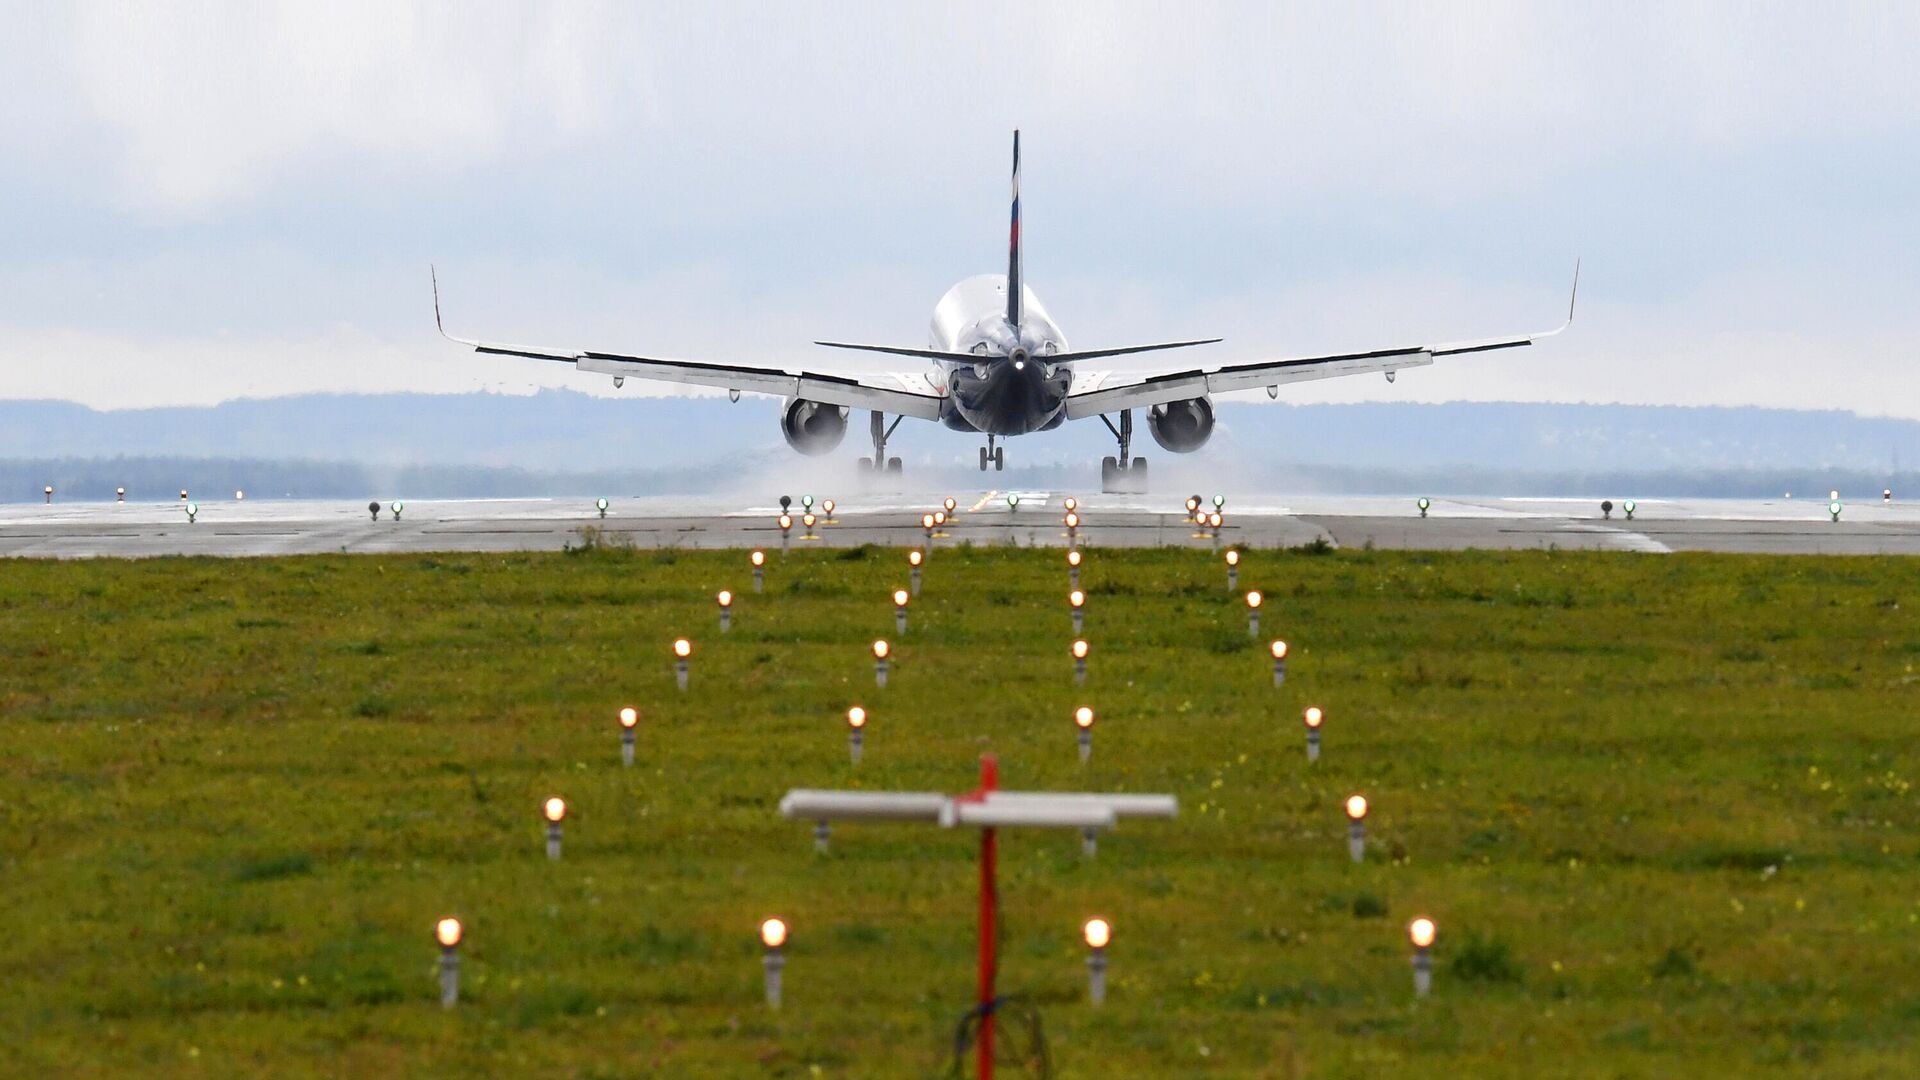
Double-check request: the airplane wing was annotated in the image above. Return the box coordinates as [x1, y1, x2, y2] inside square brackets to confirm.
[432, 270, 947, 420]
[1064, 263, 1578, 420]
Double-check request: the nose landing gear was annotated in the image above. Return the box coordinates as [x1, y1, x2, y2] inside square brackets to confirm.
[978, 436, 1004, 472]
[1099, 410, 1149, 493]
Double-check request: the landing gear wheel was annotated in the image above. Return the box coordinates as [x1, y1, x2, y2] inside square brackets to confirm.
[858, 456, 873, 470]
[886, 457, 902, 473]
[979, 446, 989, 472]
[993, 447, 1005, 471]
[1130, 456, 1149, 493]
[1101, 456, 1118, 492]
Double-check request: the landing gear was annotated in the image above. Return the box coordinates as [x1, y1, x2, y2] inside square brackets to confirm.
[1099, 410, 1149, 493]
[978, 436, 1004, 472]
[857, 412, 905, 476]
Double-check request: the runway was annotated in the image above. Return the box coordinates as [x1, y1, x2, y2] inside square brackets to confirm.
[4, 492, 1918, 558]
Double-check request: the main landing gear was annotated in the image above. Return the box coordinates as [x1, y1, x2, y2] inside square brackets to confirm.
[858, 411, 904, 475]
[1099, 409, 1149, 493]
[978, 435, 1004, 472]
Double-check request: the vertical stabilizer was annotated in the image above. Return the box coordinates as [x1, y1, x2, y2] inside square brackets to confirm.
[1006, 130, 1023, 329]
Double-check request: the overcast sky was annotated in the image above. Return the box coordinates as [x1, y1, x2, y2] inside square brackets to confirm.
[2, 2, 1917, 418]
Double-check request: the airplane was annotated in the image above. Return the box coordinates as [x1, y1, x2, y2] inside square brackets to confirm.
[433, 131, 1576, 493]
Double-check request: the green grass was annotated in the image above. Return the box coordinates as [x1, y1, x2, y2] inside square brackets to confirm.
[3, 544, 1919, 1077]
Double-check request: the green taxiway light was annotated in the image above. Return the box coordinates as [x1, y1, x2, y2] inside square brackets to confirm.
[1212, 494, 1225, 509]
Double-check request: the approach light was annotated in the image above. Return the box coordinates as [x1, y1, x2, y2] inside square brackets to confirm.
[1070, 590, 1086, 608]
[802, 512, 817, 530]
[1072, 640, 1089, 660]
[1064, 497, 1078, 512]
[436, 917, 463, 949]
[847, 705, 867, 729]
[778, 513, 793, 530]
[751, 549, 766, 567]
[1409, 917, 1436, 950]
[934, 510, 948, 526]
[673, 638, 692, 659]
[1345, 794, 1368, 821]
[822, 499, 835, 516]
[760, 917, 788, 950]
[1065, 511, 1080, 529]
[619, 706, 639, 729]
[544, 796, 568, 823]
[944, 497, 957, 513]
[872, 639, 890, 660]
[908, 549, 923, 567]
[1074, 706, 1095, 729]
[1208, 512, 1223, 529]
[1345, 793, 1369, 862]
[1246, 590, 1263, 609]
[1304, 705, 1323, 729]
[1083, 917, 1111, 949]
[718, 590, 734, 608]
[1273, 640, 1290, 660]
[893, 589, 910, 607]
[1226, 550, 1240, 567]
[1186, 496, 1201, 513]
[922, 512, 936, 530]
[116, 487, 125, 502]
[1067, 549, 1082, 567]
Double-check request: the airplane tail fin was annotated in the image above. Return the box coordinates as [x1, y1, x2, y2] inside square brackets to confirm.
[1006, 129, 1023, 329]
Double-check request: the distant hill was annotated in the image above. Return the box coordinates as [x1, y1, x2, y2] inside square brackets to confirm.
[1, 391, 1913, 500]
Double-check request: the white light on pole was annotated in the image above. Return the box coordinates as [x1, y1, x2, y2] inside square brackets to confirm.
[1071, 639, 1089, 685]
[778, 513, 793, 553]
[1083, 918, 1110, 1005]
[1246, 590, 1263, 636]
[673, 638, 692, 691]
[934, 510, 948, 529]
[1063, 497, 1078, 513]
[435, 917, 463, 1008]
[847, 705, 867, 764]
[908, 549, 923, 595]
[1074, 706, 1095, 763]
[1225, 549, 1240, 591]
[1271, 640, 1289, 688]
[1345, 794, 1368, 863]
[761, 918, 788, 1008]
[872, 639, 890, 688]
[822, 498, 836, 520]
[751, 549, 766, 592]
[893, 589, 911, 635]
[618, 706, 639, 766]
[1186, 496, 1201, 515]
[116, 487, 125, 503]
[922, 512, 936, 545]
[1067, 548, 1082, 589]
[390, 501, 404, 522]
[543, 796, 567, 859]
[1208, 511, 1224, 545]
[1302, 705, 1322, 761]
[596, 496, 609, 519]
[802, 512, 817, 539]
[1069, 589, 1086, 635]
[1623, 499, 1637, 521]
[43, 485, 53, 504]
[1064, 511, 1079, 541]
[1409, 917, 1436, 996]
[943, 497, 957, 515]
[717, 589, 734, 632]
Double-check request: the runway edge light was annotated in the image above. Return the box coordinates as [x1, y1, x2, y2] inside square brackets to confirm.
[1409, 917, 1436, 996]
[434, 917, 463, 1008]
[1083, 918, 1111, 1005]
[618, 706, 639, 765]
[760, 918, 787, 1008]
[1345, 793, 1368, 862]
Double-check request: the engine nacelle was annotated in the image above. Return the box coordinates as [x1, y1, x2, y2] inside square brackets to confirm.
[1147, 396, 1214, 453]
[780, 397, 848, 455]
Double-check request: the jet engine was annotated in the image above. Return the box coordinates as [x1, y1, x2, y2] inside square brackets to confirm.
[780, 398, 848, 455]
[1147, 396, 1214, 453]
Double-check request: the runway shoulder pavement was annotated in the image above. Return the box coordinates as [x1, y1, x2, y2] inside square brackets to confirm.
[4, 492, 1918, 558]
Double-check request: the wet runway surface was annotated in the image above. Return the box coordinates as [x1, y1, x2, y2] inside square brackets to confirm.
[4, 492, 1919, 558]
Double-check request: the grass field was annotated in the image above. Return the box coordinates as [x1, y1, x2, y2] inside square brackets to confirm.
[4, 541, 1919, 1077]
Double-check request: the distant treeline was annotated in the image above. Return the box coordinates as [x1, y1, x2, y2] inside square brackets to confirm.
[3, 455, 1910, 504]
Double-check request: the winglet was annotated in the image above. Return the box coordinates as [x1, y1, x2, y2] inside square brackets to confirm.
[1534, 257, 1580, 339]
[430, 265, 482, 347]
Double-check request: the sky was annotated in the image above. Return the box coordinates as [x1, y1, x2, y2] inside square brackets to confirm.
[2, 2, 1918, 420]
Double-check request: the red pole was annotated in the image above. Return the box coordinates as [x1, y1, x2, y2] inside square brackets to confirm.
[978, 755, 999, 1080]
